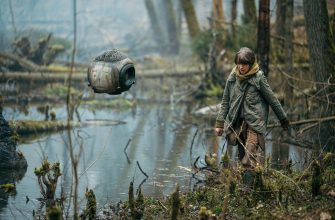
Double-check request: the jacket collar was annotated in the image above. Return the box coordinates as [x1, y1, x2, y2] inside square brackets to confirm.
[227, 69, 263, 90]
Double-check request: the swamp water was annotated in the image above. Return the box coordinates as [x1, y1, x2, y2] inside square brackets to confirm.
[0, 77, 310, 219]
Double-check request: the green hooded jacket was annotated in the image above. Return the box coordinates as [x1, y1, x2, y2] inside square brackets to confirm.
[215, 69, 287, 135]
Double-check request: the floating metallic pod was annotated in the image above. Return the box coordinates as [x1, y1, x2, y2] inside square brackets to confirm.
[87, 49, 135, 95]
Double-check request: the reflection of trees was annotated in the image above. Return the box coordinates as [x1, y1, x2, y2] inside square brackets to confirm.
[269, 129, 289, 169]
[152, 103, 195, 196]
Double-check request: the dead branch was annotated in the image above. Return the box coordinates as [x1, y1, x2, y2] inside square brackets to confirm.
[136, 161, 149, 178]
[137, 178, 147, 195]
[297, 122, 319, 135]
[278, 67, 335, 86]
[199, 166, 220, 174]
[193, 156, 200, 169]
[189, 128, 199, 164]
[123, 139, 131, 164]
[270, 34, 308, 47]
[123, 138, 132, 153]
[157, 199, 168, 211]
[267, 115, 335, 128]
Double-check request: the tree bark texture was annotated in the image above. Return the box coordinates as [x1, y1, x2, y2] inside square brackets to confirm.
[162, 0, 179, 54]
[212, 0, 224, 29]
[231, 0, 237, 38]
[275, 0, 286, 36]
[257, 0, 270, 77]
[275, 0, 287, 62]
[176, 1, 182, 38]
[180, 0, 200, 39]
[243, 0, 257, 26]
[303, 0, 335, 149]
[303, 0, 335, 86]
[331, 8, 335, 46]
[284, 0, 294, 100]
[144, 0, 165, 50]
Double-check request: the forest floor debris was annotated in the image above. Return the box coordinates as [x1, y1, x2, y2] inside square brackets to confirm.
[94, 153, 335, 219]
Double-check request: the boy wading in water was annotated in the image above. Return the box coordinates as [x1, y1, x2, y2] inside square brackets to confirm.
[215, 47, 289, 179]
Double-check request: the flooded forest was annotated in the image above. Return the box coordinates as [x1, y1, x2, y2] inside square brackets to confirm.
[0, 0, 335, 219]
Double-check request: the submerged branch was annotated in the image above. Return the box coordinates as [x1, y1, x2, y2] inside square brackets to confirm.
[123, 138, 132, 164]
[193, 156, 200, 169]
[136, 161, 149, 178]
[189, 128, 199, 165]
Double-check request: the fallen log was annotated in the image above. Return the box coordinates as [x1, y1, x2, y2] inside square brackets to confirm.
[0, 52, 48, 72]
[9, 119, 127, 137]
[8, 120, 81, 136]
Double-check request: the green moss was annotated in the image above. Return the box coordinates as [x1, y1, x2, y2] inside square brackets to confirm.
[42, 83, 81, 98]
[17, 151, 25, 160]
[34, 160, 61, 200]
[10, 130, 20, 144]
[128, 181, 135, 215]
[221, 151, 230, 168]
[9, 120, 79, 136]
[323, 152, 335, 168]
[50, 111, 56, 121]
[46, 204, 62, 220]
[84, 189, 97, 220]
[83, 99, 135, 110]
[134, 160, 335, 219]
[134, 188, 145, 220]
[205, 83, 222, 98]
[312, 160, 322, 197]
[0, 183, 16, 193]
[46, 64, 70, 72]
[171, 184, 180, 220]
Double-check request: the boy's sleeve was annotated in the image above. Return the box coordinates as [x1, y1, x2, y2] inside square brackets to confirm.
[259, 73, 287, 121]
[215, 80, 230, 128]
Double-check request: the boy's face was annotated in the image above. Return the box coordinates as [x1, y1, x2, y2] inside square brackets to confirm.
[238, 64, 250, 75]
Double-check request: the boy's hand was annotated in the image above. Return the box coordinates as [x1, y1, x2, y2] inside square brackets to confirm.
[215, 128, 224, 136]
[280, 118, 290, 130]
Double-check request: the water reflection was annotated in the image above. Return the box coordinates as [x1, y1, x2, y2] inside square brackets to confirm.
[1, 102, 311, 219]
[0, 166, 27, 215]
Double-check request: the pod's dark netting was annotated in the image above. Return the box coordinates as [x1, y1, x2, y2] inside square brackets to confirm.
[94, 49, 127, 62]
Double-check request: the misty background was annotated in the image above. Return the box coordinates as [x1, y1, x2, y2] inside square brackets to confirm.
[0, 0, 304, 64]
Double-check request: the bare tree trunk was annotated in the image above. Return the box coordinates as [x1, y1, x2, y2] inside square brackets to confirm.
[212, 0, 224, 29]
[257, 0, 270, 77]
[303, 0, 335, 88]
[303, 0, 335, 148]
[275, 0, 286, 62]
[180, 0, 200, 39]
[275, 0, 286, 36]
[332, 8, 335, 45]
[67, 0, 79, 218]
[176, 1, 182, 38]
[162, 0, 179, 54]
[8, 0, 17, 39]
[144, 0, 165, 50]
[243, 0, 257, 26]
[284, 0, 294, 100]
[231, 0, 238, 46]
